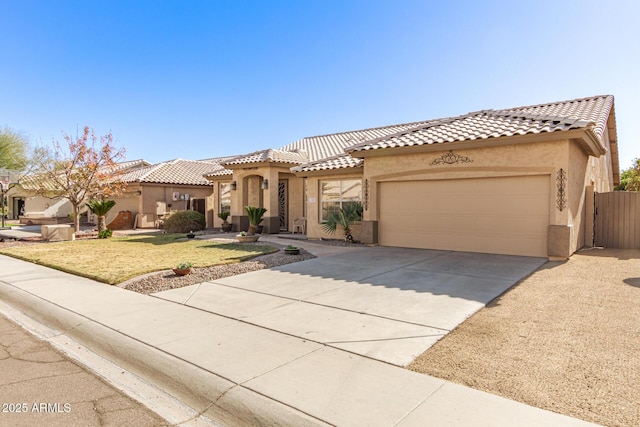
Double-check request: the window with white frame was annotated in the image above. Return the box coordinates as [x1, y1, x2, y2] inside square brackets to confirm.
[219, 183, 231, 214]
[320, 179, 362, 221]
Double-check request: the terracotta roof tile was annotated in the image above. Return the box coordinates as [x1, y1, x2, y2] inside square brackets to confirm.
[119, 159, 217, 186]
[203, 163, 233, 178]
[291, 153, 363, 173]
[280, 121, 431, 162]
[347, 95, 614, 154]
[221, 148, 308, 166]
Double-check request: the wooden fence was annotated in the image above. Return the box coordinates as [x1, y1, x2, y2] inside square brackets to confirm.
[594, 191, 640, 249]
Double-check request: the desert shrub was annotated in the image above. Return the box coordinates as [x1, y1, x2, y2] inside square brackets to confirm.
[98, 229, 113, 239]
[164, 210, 206, 233]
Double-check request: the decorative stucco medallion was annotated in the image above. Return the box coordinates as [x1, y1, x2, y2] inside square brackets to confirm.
[431, 150, 473, 165]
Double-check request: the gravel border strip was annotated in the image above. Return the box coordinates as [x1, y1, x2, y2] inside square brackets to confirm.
[120, 240, 316, 295]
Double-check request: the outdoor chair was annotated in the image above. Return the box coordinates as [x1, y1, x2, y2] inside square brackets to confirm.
[293, 217, 306, 234]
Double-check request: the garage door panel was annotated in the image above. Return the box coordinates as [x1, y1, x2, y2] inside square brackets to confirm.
[379, 176, 549, 257]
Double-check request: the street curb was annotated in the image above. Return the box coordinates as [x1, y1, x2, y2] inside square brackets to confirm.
[0, 281, 328, 427]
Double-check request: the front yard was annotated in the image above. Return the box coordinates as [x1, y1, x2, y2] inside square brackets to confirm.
[409, 248, 640, 427]
[0, 234, 278, 284]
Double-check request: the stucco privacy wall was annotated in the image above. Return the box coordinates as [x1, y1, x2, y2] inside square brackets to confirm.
[103, 193, 141, 226]
[23, 196, 72, 219]
[568, 131, 616, 252]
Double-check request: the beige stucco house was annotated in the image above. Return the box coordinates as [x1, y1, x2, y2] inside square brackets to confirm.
[113, 158, 219, 228]
[7, 160, 150, 224]
[207, 94, 619, 259]
[9, 94, 619, 260]
[10, 159, 219, 229]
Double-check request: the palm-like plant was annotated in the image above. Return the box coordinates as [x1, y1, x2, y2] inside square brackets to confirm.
[321, 201, 363, 242]
[86, 199, 116, 232]
[245, 206, 267, 235]
[217, 210, 232, 232]
[217, 211, 230, 223]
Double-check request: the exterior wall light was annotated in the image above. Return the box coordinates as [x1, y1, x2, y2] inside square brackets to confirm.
[231, 181, 237, 191]
[261, 179, 269, 190]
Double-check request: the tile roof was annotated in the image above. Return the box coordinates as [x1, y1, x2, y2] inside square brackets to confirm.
[198, 154, 245, 164]
[118, 159, 217, 186]
[221, 148, 309, 166]
[280, 121, 431, 162]
[203, 163, 234, 178]
[291, 153, 363, 173]
[18, 159, 154, 191]
[112, 159, 151, 173]
[346, 95, 614, 154]
[204, 95, 615, 178]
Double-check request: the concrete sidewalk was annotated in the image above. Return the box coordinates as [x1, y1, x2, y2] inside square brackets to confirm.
[0, 252, 599, 426]
[0, 309, 168, 427]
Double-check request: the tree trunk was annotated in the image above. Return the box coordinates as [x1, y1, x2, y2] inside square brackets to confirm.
[72, 203, 80, 233]
[98, 215, 106, 232]
[344, 226, 353, 242]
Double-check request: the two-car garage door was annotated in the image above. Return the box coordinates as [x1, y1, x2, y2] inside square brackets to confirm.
[378, 175, 550, 257]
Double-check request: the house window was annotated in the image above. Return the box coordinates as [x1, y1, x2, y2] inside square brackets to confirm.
[320, 179, 362, 221]
[219, 183, 231, 214]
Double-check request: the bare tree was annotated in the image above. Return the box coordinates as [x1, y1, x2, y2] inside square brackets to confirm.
[26, 126, 126, 232]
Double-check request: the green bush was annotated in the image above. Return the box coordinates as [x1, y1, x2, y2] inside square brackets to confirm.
[164, 210, 206, 233]
[98, 229, 113, 239]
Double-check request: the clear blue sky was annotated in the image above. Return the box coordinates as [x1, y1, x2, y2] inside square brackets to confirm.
[1, 0, 638, 169]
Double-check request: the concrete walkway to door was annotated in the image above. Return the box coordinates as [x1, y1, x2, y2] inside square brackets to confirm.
[155, 237, 547, 366]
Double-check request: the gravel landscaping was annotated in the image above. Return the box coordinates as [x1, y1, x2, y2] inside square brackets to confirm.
[409, 248, 640, 427]
[119, 241, 315, 294]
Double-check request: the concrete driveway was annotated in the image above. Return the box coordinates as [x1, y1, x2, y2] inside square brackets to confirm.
[154, 246, 546, 366]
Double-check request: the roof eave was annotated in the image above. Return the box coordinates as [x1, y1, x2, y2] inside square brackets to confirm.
[580, 129, 607, 157]
[291, 164, 363, 178]
[204, 174, 233, 182]
[138, 180, 213, 187]
[223, 160, 302, 169]
[348, 129, 603, 158]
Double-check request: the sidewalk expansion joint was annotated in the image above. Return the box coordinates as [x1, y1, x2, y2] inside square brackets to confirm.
[0, 280, 244, 387]
[176, 347, 330, 427]
[324, 333, 446, 345]
[395, 381, 448, 425]
[178, 280, 451, 333]
[149, 295, 432, 369]
[239, 382, 336, 427]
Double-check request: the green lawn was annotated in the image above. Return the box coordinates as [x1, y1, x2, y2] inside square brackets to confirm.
[0, 234, 278, 285]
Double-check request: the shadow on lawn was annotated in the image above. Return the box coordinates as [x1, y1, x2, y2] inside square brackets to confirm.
[118, 234, 276, 252]
[115, 234, 189, 245]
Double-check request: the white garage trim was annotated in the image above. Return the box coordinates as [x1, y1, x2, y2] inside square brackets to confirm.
[378, 175, 550, 257]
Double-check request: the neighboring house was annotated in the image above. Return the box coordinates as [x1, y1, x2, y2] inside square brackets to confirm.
[9, 159, 221, 229]
[7, 160, 150, 224]
[113, 158, 220, 228]
[207, 95, 619, 259]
